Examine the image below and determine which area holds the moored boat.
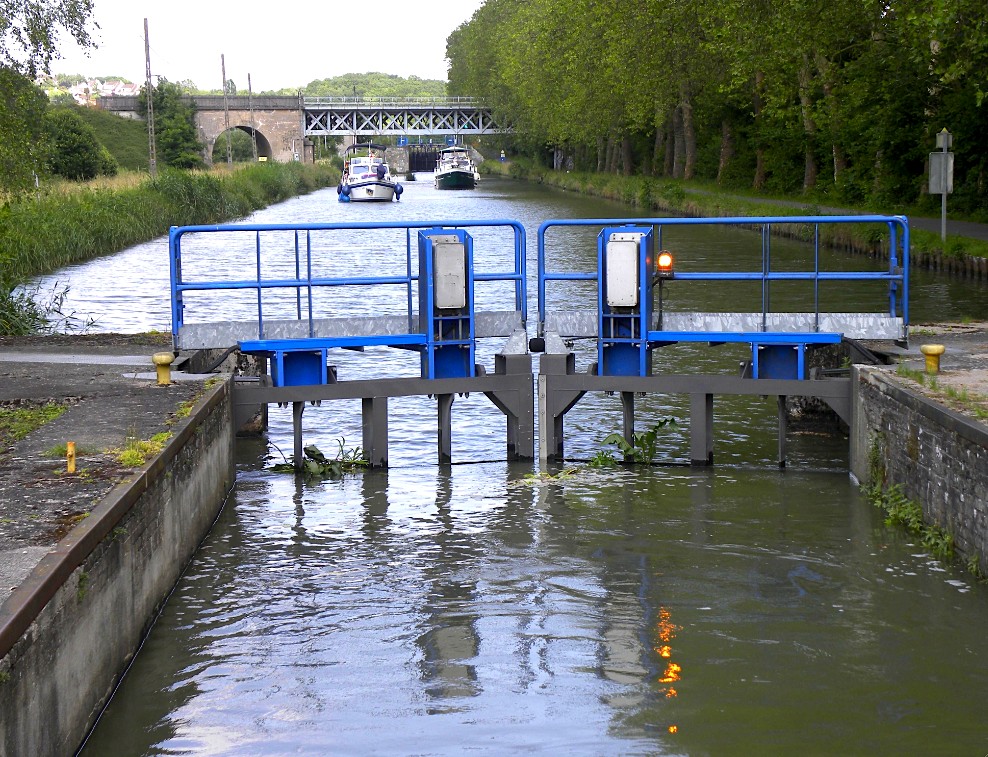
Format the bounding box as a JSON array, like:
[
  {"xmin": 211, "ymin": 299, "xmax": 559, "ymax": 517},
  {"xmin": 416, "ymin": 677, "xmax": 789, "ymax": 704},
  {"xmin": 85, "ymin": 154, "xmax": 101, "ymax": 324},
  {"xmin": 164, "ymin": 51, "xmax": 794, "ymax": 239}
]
[
  {"xmin": 434, "ymin": 146, "xmax": 477, "ymax": 190},
  {"xmin": 338, "ymin": 143, "xmax": 403, "ymax": 202}
]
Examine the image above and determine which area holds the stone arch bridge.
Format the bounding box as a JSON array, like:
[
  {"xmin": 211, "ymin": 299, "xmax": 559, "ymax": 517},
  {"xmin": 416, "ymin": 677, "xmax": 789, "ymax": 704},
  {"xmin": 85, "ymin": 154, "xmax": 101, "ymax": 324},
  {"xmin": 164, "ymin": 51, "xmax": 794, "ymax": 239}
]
[{"xmin": 97, "ymin": 95, "xmax": 509, "ymax": 165}]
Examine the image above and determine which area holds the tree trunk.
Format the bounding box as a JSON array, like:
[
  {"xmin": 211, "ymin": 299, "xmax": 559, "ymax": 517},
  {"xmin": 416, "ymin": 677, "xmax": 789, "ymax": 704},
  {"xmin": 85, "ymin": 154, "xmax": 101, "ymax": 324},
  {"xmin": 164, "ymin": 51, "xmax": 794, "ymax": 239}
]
[
  {"xmin": 680, "ymin": 91, "xmax": 697, "ymax": 180},
  {"xmin": 652, "ymin": 122, "xmax": 666, "ymax": 177},
  {"xmin": 833, "ymin": 144, "xmax": 847, "ymax": 184},
  {"xmin": 717, "ymin": 119, "xmax": 734, "ymax": 184},
  {"xmin": 815, "ymin": 52, "xmax": 845, "ymax": 187},
  {"xmin": 753, "ymin": 70, "xmax": 766, "ymax": 190},
  {"xmin": 664, "ymin": 117, "xmax": 675, "ymax": 177},
  {"xmin": 596, "ymin": 136, "xmax": 606, "ymax": 173},
  {"xmin": 672, "ymin": 106, "xmax": 686, "ymax": 179},
  {"xmin": 621, "ymin": 134, "xmax": 633, "ymax": 176},
  {"xmin": 798, "ymin": 54, "xmax": 818, "ymax": 192}
]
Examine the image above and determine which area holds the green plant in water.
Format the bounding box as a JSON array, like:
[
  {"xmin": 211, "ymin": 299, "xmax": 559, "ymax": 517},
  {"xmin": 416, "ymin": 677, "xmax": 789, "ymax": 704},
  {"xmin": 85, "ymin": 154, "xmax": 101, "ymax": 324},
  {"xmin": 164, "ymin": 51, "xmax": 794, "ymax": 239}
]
[
  {"xmin": 272, "ymin": 439, "xmax": 368, "ymax": 478},
  {"xmin": 867, "ymin": 481, "xmax": 955, "ymax": 562},
  {"xmin": 966, "ymin": 553, "xmax": 984, "ymax": 580},
  {"xmin": 518, "ymin": 467, "xmax": 582, "ymax": 485},
  {"xmin": 602, "ymin": 418, "xmax": 677, "ymax": 464},
  {"xmin": 588, "ymin": 449, "xmax": 619, "ymax": 468}
]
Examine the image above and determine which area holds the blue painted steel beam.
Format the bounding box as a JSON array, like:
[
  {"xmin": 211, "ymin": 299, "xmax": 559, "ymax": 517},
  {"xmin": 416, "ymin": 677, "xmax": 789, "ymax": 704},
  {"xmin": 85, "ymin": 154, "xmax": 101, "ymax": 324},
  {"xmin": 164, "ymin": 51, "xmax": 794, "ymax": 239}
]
[{"xmin": 645, "ymin": 331, "xmax": 843, "ymax": 344}]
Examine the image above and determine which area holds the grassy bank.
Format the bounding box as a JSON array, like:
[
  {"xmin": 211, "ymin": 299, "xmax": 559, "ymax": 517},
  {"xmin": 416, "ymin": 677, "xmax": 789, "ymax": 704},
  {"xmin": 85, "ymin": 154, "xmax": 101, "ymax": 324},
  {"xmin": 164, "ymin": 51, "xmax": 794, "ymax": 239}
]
[
  {"xmin": 0, "ymin": 162, "xmax": 339, "ymax": 334},
  {"xmin": 482, "ymin": 159, "xmax": 988, "ymax": 263}
]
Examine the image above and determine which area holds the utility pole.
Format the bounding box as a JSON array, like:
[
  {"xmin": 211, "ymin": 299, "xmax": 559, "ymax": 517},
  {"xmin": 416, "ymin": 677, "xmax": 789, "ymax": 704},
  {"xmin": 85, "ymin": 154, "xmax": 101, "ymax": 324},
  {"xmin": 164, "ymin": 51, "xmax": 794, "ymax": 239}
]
[
  {"xmin": 221, "ymin": 54, "xmax": 232, "ymax": 165},
  {"xmin": 144, "ymin": 18, "xmax": 157, "ymax": 179},
  {"xmin": 248, "ymin": 73, "xmax": 258, "ymax": 162}
]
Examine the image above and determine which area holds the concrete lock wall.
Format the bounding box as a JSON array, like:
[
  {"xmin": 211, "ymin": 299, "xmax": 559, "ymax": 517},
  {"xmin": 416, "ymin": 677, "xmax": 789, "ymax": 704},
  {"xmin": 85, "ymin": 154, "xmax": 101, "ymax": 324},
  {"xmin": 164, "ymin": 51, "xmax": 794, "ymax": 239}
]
[
  {"xmin": 850, "ymin": 365, "xmax": 988, "ymax": 574},
  {"xmin": 0, "ymin": 382, "xmax": 236, "ymax": 756}
]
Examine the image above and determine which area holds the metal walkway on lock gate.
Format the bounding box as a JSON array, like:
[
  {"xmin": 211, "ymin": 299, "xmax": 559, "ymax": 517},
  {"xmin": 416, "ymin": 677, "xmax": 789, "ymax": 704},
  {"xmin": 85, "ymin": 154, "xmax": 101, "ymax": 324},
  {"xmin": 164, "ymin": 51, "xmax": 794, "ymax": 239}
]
[
  {"xmin": 534, "ymin": 214, "xmax": 909, "ymax": 464},
  {"xmin": 168, "ymin": 213, "xmax": 910, "ymax": 467},
  {"xmin": 168, "ymin": 219, "xmax": 533, "ymax": 466}
]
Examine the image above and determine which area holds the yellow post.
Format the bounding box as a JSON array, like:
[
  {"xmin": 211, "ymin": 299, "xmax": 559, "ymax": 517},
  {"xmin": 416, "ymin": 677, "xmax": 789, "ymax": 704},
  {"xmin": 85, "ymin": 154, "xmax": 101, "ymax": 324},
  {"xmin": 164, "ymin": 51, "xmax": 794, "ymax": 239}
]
[
  {"xmin": 152, "ymin": 352, "xmax": 175, "ymax": 385},
  {"xmin": 67, "ymin": 441, "xmax": 76, "ymax": 474},
  {"xmin": 920, "ymin": 344, "xmax": 946, "ymax": 374}
]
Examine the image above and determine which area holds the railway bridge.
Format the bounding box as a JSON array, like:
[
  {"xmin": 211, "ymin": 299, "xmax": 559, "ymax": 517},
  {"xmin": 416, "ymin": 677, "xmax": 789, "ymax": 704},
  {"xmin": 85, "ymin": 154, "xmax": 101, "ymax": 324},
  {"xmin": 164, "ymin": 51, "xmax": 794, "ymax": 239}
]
[{"xmin": 97, "ymin": 95, "xmax": 509, "ymax": 165}]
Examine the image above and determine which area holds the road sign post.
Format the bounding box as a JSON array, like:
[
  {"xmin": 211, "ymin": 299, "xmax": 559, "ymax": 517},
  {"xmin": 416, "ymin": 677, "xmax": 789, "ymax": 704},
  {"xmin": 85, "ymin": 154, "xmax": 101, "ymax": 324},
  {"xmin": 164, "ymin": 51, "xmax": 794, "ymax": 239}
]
[{"xmin": 929, "ymin": 128, "xmax": 953, "ymax": 242}]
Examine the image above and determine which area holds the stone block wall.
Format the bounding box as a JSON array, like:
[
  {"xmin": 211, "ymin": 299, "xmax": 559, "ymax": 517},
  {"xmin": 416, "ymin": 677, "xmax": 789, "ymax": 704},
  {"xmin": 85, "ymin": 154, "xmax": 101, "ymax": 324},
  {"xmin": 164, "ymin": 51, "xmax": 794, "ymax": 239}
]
[{"xmin": 850, "ymin": 365, "xmax": 988, "ymax": 573}]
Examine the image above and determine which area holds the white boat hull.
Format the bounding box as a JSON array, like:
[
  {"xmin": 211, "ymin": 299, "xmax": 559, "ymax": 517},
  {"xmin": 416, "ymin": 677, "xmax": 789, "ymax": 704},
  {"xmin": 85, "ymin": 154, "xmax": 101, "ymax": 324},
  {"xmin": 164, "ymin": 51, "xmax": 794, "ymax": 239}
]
[{"xmin": 344, "ymin": 179, "xmax": 397, "ymax": 202}]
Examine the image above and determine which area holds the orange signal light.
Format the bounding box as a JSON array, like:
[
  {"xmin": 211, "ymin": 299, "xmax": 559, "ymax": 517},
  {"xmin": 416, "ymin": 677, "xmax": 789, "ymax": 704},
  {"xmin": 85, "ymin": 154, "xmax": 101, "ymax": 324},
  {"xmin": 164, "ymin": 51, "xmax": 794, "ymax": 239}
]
[{"xmin": 656, "ymin": 250, "xmax": 675, "ymax": 279}]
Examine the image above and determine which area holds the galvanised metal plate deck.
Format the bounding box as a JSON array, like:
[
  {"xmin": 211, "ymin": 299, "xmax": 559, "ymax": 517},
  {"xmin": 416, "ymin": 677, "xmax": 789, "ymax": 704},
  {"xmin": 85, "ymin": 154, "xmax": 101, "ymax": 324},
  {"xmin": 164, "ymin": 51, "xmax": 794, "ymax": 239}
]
[{"xmin": 542, "ymin": 311, "xmax": 905, "ymax": 341}]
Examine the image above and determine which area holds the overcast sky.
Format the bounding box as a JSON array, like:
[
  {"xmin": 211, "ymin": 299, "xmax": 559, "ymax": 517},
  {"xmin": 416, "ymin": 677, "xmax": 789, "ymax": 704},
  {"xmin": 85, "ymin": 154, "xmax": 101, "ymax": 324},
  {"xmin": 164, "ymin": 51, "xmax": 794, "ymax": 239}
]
[{"xmin": 53, "ymin": 0, "xmax": 486, "ymax": 90}]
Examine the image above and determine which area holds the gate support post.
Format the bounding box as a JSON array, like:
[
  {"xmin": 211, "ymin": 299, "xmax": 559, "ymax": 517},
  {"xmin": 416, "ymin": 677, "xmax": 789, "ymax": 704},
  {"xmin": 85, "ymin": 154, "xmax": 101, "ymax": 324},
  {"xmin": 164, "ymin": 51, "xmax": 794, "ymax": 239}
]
[
  {"xmin": 485, "ymin": 352, "xmax": 535, "ymax": 459},
  {"xmin": 362, "ymin": 396, "xmax": 389, "ymax": 468},
  {"xmin": 292, "ymin": 401, "xmax": 305, "ymax": 470},
  {"xmin": 538, "ymin": 352, "xmax": 586, "ymax": 462},
  {"xmin": 690, "ymin": 392, "xmax": 714, "ymax": 466},
  {"xmin": 437, "ymin": 393, "xmax": 454, "ymax": 465},
  {"xmin": 621, "ymin": 391, "xmax": 636, "ymax": 462},
  {"xmin": 777, "ymin": 395, "xmax": 788, "ymax": 468}
]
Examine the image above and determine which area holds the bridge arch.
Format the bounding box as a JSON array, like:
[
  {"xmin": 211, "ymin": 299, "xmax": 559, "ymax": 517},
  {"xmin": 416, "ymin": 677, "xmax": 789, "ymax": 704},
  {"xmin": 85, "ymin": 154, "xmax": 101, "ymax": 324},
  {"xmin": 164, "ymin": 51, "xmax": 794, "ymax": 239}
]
[
  {"xmin": 209, "ymin": 126, "xmax": 276, "ymax": 164},
  {"xmin": 197, "ymin": 108, "xmax": 301, "ymax": 165}
]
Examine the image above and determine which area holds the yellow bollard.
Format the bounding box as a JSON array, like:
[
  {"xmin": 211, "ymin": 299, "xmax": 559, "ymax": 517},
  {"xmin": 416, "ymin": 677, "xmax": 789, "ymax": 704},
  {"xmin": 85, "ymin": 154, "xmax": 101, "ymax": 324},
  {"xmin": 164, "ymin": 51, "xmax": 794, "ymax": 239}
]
[
  {"xmin": 152, "ymin": 352, "xmax": 175, "ymax": 385},
  {"xmin": 920, "ymin": 344, "xmax": 946, "ymax": 374},
  {"xmin": 67, "ymin": 441, "xmax": 76, "ymax": 474}
]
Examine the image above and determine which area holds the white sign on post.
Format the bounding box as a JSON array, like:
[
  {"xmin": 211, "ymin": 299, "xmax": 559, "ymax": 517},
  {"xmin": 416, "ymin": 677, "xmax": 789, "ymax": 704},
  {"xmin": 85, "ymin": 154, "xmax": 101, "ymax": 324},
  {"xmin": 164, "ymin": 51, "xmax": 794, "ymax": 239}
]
[
  {"xmin": 930, "ymin": 128, "xmax": 953, "ymax": 242},
  {"xmin": 929, "ymin": 151, "xmax": 954, "ymax": 195}
]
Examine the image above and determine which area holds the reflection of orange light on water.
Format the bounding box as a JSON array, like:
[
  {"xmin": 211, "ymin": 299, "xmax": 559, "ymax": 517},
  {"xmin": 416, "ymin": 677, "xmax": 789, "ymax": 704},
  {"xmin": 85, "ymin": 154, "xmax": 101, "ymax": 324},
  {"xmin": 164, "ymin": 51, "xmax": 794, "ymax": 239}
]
[
  {"xmin": 659, "ymin": 662, "xmax": 682, "ymax": 683},
  {"xmin": 668, "ymin": 725, "xmax": 678, "ymax": 734},
  {"xmin": 658, "ymin": 607, "xmax": 678, "ymax": 643},
  {"xmin": 657, "ymin": 645, "xmax": 672, "ymax": 658}
]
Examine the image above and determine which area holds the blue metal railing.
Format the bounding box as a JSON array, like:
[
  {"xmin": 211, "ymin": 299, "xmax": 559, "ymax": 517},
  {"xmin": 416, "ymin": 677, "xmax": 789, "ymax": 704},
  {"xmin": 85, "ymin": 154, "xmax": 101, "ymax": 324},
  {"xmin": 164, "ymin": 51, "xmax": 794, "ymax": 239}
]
[
  {"xmin": 537, "ymin": 214, "xmax": 909, "ymax": 339},
  {"xmin": 169, "ymin": 219, "xmax": 527, "ymax": 347}
]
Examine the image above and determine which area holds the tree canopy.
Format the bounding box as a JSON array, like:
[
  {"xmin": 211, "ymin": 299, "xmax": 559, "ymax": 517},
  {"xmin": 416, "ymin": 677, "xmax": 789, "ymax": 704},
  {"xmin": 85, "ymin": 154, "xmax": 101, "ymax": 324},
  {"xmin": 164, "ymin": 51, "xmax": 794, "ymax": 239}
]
[
  {"xmin": 139, "ymin": 78, "xmax": 205, "ymax": 170},
  {"xmin": 0, "ymin": 66, "xmax": 50, "ymax": 192},
  {"xmin": 0, "ymin": 0, "xmax": 97, "ymax": 77},
  {"xmin": 448, "ymin": 0, "xmax": 988, "ymax": 215}
]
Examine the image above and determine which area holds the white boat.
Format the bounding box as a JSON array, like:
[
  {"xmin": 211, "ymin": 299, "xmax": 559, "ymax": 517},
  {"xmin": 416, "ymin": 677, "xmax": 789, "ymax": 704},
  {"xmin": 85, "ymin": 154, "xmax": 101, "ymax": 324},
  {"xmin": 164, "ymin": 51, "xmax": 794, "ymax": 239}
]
[
  {"xmin": 434, "ymin": 146, "xmax": 478, "ymax": 190},
  {"xmin": 338, "ymin": 143, "xmax": 403, "ymax": 202}
]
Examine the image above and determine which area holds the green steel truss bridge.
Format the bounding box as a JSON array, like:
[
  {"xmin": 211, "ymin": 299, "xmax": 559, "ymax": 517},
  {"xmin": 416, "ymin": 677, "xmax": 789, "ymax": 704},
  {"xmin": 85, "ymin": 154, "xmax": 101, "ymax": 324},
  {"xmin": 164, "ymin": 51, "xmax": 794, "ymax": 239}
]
[{"xmin": 98, "ymin": 95, "xmax": 510, "ymax": 137}]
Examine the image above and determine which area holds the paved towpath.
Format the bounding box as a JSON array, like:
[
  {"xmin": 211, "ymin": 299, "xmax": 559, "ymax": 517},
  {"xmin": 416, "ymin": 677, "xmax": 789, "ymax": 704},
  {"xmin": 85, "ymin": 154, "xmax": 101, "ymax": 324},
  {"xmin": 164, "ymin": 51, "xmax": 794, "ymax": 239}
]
[{"xmin": 0, "ymin": 335, "xmax": 207, "ymax": 603}]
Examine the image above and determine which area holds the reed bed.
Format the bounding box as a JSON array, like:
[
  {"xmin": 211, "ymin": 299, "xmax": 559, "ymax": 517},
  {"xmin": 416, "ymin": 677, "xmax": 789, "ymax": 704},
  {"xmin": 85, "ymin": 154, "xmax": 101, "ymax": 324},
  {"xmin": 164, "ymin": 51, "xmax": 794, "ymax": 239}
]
[{"xmin": 0, "ymin": 162, "xmax": 338, "ymax": 334}]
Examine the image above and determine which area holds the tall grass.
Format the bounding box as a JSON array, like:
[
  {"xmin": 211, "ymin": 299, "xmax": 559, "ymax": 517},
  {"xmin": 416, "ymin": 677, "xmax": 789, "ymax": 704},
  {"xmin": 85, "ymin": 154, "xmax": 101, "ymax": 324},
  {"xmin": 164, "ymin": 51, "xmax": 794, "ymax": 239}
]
[
  {"xmin": 0, "ymin": 162, "xmax": 338, "ymax": 334},
  {"xmin": 0, "ymin": 163, "xmax": 338, "ymax": 286}
]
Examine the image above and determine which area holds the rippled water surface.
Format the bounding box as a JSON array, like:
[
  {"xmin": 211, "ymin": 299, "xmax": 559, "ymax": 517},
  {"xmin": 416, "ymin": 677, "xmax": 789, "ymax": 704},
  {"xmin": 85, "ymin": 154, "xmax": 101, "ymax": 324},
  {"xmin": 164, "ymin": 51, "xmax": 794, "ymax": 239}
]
[{"xmin": 51, "ymin": 177, "xmax": 988, "ymax": 755}]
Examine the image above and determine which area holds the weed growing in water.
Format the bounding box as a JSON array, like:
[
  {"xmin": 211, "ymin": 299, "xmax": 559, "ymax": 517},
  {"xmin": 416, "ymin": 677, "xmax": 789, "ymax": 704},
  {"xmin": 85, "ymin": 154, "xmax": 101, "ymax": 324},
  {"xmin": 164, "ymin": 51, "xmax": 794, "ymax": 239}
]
[
  {"xmin": 602, "ymin": 418, "xmax": 677, "ymax": 464},
  {"xmin": 271, "ymin": 439, "xmax": 368, "ymax": 478}
]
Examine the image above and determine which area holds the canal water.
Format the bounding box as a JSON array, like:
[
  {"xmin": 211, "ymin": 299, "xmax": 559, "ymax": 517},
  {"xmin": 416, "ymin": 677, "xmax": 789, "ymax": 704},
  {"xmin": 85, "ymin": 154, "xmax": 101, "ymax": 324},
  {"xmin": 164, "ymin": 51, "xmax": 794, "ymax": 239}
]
[{"xmin": 36, "ymin": 177, "xmax": 988, "ymax": 754}]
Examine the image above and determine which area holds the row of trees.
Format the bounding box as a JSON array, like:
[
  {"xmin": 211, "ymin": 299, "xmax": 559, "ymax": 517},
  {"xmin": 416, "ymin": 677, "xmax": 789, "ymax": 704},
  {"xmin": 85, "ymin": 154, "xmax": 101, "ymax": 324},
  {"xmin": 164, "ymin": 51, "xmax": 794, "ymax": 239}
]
[{"xmin": 447, "ymin": 0, "xmax": 988, "ymax": 215}]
